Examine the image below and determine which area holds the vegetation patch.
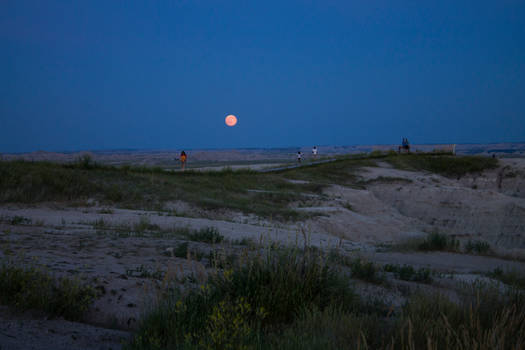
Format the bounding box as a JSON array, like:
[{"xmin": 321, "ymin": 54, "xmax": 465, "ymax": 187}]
[
  {"xmin": 418, "ymin": 232, "xmax": 460, "ymax": 251},
  {"xmin": 207, "ymin": 248, "xmax": 238, "ymax": 269},
  {"xmin": 0, "ymin": 261, "xmax": 96, "ymax": 320},
  {"xmin": 391, "ymin": 285, "xmax": 525, "ymax": 349},
  {"xmin": 327, "ymin": 251, "xmax": 384, "ymax": 284},
  {"xmin": 395, "ymin": 232, "xmax": 460, "ymax": 252},
  {"xmin": 487, "ymin": 268, "xmax": 525, "ymax": 289},
  {"xmin": 383, "ymin": 264, "xmax": 433, "ymax": 284},
  {"xmin": 359, "ymin": 176, "xmax": 413, "ymax": 186},
  {"xmin": 385, "ymin": 154, "xmax": 499, "ymax": 178},
  {"xmin": 464, "ymin": 239, "xmax": 492, "ymax": 255},
  {"xmin": 187, "ymin": 227, "xmax": 224, "ymax": 244},
  {"xmin": 127, "ymin": 246, "xmax": 525, "ymax": 349},
  {"xmin": 127, "ymin": 247, "xmax": 364, "ymax": 349},
  {"xmin": 172, "ymin": 242, "xmax": 205, "ymax": 261},
  {"xmin": 8, "ymin": 216, "xmax": 32, "ymax": 225}
]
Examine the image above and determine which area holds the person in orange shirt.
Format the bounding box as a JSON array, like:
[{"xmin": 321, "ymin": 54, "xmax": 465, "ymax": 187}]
[{"xmin": 180, "ymin": 151, "xmax": 187, "ymax": 171}]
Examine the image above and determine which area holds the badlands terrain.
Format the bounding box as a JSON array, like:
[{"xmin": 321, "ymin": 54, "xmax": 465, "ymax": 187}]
[
  {"xmin": 0, "ymin": 151, "xmax": 524, "ymax": 349},
  {"xmin": 3, "ymin": 142, "xmax": 525, "ymax": 168}
]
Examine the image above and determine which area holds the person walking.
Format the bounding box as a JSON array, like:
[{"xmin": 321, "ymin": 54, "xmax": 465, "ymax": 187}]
[
  {"xmin": 180, "ymin": 151, "xmax": 187, "ymax": 171},
  {"xmin": 312, "ymin": 146, "xmax": 318, "ymax": 159},
  {"xmin": 297, "ymin": 151, "xmax": 302, "ymax": 163}
]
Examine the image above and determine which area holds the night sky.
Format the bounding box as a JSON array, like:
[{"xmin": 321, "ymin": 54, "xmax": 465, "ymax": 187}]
[{"xmin": 1, "ymin": 1, "xmax": 524, "ymax": 152}]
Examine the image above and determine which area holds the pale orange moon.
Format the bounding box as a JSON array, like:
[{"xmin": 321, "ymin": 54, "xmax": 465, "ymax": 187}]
[{"xmin": 225, "ymin": 114, "xmax": 238, "ymax": 127}]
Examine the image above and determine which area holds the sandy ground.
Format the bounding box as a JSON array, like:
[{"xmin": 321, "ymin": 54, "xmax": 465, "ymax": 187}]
[{"xmin": 1, "ymin": 157, "xmax": 524, "ymax": 349}]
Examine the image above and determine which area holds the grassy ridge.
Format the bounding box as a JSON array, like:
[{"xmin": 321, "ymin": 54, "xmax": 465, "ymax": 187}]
[
  {"xmin": 0, "ymin": 153, "xmax": 499, "ymax": 220},
  {"xmin": 0, "ymin": 159, "xmax": 323, "ymax": 220}
]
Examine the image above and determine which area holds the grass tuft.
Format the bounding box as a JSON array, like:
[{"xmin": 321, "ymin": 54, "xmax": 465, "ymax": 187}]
[
  {"xmin": 187, "ymin": 227, "xmax": 224, "ymax": 244},
  {"xmin": 394, "ymin": 232, "xmax": 460, "ymax": 252},
  {"xmin": 0, "ymin": 261, "xmax": 96, "ymax": 320},
  {"xmin": 464, "ymin": 239, "xmax": 492, "ymax": 255},
  {"xmin": 418, "ymin": 232, "xmax": 460, "ymax": 251},
  {"xmin": 487, "ymin": 268, "xmax": 525, "ymax": 289}
]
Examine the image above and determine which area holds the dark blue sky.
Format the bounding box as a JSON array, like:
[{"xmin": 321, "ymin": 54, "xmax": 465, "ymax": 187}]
[{"xmin": 1, "ymin": 1, "xmax": 524, "ymax": 152}]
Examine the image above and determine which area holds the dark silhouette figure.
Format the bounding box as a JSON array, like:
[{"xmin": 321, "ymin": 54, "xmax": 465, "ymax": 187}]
[{"xmin": 398, "ymin": 138, "xmax": 410, "ymax": 154}]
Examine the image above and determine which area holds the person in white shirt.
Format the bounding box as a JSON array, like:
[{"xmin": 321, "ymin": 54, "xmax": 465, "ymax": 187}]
[
  {"xmin": 297, "ymin": 151, "xmax": 302, "ymax": 163},
  {"xmin": 312, "ymin": 146, "xmax": 318, "ymax": 159}
]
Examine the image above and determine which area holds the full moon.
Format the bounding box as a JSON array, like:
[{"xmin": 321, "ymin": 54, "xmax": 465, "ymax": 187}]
[{"xmin": 225, "ymin": 114, "xmax": 237, "ymax": 127}]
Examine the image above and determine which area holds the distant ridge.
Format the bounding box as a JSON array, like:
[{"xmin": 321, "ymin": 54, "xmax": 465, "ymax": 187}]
[{"xmin": 2, "ymin": 142, "xmax": 524, "ymax": 166}]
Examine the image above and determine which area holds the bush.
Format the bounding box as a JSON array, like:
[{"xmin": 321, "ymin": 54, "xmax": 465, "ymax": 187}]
[
  {"xmin": 327, "ymin": 250, "xmax": 383, "ymax": 284},
  {"xmin": 173, "ymin": 242, "xmax": 204, "ymax": 261},
  {"xmin": 0, "ymin": 262, "xmax": 96, "ymax": 320},
  {"xmin": 464, "ymin": 239, "xmax": 492, "ymax": 255},
  {"xmin": 127, "ymin": 249, "xmax": 525, "ymax": 350},
  {"xmin": 349, "ymin": 258, "xmax": 383, "ymax": 284},
  {"xmin": 187, "ymin": 227, "xmax": 224, "ymax": 244},
  {"xmin": 390, "ymin": 285, "xmax": 525, "ymax": 349},
  {"xmin": 127, "ymin": 248, "xmax": 359, "ymax": 349},
  {"xmin": 133, "ymin": 216, "xmax": 160, "ymax": 232},
  {"xmin": 418, "ymin": 232, "xmax": 459, "ymax": 251},
  {"xmin": 207, "ymin": 248, "xmax": 237, "ymax": 268},
  {"xmin": 9, "ymin": 216, "xmax": 31, "ymax": 225},
  {"xmin": 488, "ymin": 268, "xmax": 525, "ymax": 289},
  {"xmin": 267, "ymin": 306, "xmax": 383, "ymax": 349}
]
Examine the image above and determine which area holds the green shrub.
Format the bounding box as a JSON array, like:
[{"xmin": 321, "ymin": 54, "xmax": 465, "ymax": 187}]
[
  {"xmin": 488, "ymin": 268, "xmax": 525, "ymax": 289},
  {"xmin": 0, "ymin": 262, "xmax": 96, "ymax": 320},
  {"xmin": 349, "ymin": 258, "xmax": 383, "ymax": 284},
  {"xmin": 174, "ymin": 242, "xmax": 189, "ymax": 258},
  {"xmin": 173, "ymin": 242, "xmax": 204, "ymax": 261},
  {"xmin": 267, "ymin": 306, "xmax": 383, "ymax": 349},
  {"xmin": 390, "ymin": 285, "xmax": 525, "ymax": 349},
  {"xmin": 207, "ymin": 248, "xmax": 237, "ymax": 269},
  {"xmin": 418, "ymin": 232, "xmax": 459, "ymax": 251},
  {"xmin": 464, "ymin": 239, "xmax": 492, "ymax": 255},
  {"xmin": 127, "ymin": 248, "xmax": 359, "ymax": 349},
  {"xmin": 133, "ymin": 216, "xmax": 160, "ymax": 232},
  {"xmin": 327, "ymin": 251, "xmax": 383, "ymax": 284},
  {"xmin": 9, "ymin": 216, "xmax": 32, "ymax": 225},
  {"xmin": 187, "ymin": 227, "xmax": 224, "ymax": 244}
]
